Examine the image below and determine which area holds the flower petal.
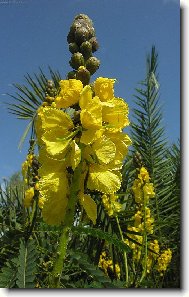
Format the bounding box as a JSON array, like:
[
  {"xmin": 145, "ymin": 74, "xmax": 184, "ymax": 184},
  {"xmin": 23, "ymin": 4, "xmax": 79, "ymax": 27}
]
[
  {"xmin": 94, "ymin": 77, "xmax": 115, "ymax": 102},
  {"xmin": 92, "ymin": 136, "xmax": 116, "ymax": 164},
  {"xmin": 40, "ymin": 171, "xmax": 69, "ymax": 225},
  {"xmin": 79, "ymin": 193, "xmax": 97, "ymax": 224},
  {"xmin": 79, "ymin": 85, "xmax": 93, "ymax": 110},
  {"xmin": 42, "ymin": 127, "xmax": 72, "ymax": 157},
  {"xmin": 55, "ymin": 79, "xmax": 83, "ymax": 108},
  {"xmin": 80, "ymin": 129, "xmax": 104, "ymax": 145},
  {"xmin": 87, "ymin": 164, "xmax": 122, "ymax": 194},
  {"xmin": 102, "ymin": 98, "xmax": 129, "ymax": 130}
]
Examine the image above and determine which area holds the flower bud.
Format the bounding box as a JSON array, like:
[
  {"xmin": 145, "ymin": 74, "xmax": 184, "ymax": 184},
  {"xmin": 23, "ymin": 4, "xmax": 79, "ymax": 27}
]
[
  {"xmin": 69, "ymin": 42, "xmax": 79, "ymax": 54},
  {"xmin": 80, "ymin": 41, "xmax": 92, "ymax": 59},
  {"xmin": 75, "ymin": 27, "xmax": 89, "ymax": 45},
  {"xmin": 67, "ymin": 31, "xmax": 75, "ymax": 43},
  {"xmin": 69, "ymin": 52, "xmax": 85, "ymax": 70},
  {"xmin": 67, "ymin": 70, "xmax": 77, "ymax": 79},
  {"xmin": 86, "ymin": 56, "xmax": 100, "ymax": 75},
  {"xmin": 76, "ymin": 66, "xmax": 90, "ymax": 86},
  {"xmin": 89, "ymin": 37, "xmax": 99, "ymax": 52}
]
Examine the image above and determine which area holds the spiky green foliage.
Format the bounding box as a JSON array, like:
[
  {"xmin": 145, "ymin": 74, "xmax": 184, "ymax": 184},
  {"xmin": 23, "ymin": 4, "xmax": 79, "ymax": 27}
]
[
  {"xmin": 0, "ymin": 175, "xmax": 25, "ymax": 270},
  {"xmin": 7, "ymin": 67, "xmax": 61, "ymax": 120},
  {"xmin": 0, "ymin": 258, "xmax": 18, "ymax": 288}
]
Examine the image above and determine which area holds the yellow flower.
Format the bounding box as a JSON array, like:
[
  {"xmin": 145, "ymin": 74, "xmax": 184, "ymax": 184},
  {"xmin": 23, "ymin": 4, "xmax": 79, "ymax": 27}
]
[
  {"xmin": 132, "ymin": 179, "xmax": 143, "ymax": 204},
  {"xmin": 134, "ymin": 210, "xmax": 142, "ymax": 226},
  {"xmin": 39, "ymin": 169, "xmax": 69, "ymax": 225},
  {"xmin": 102, "ymin": 98, "xmax": 129, "ymax": 131},
  {"xmin": 98, "ymin": 251, "xmax": 120, "ymax": 279},
  {"xmin": 157, "ymin": 249, "xmax": 172, "ymax": 275},
  {"xmin": 79, "ymin": 85, "xmax": 102, "ymax": 130},
  {"xmin": 143, "ymin": 183, "xmax": 155, "ymax": 203},
  {"xmin": 94, "ymin": 77, "xmax": 115, "ymax": 102},
  {"xmin": 138, "ymin": 167, "xmax": 150, "ymax": 183},
  {"xmin": 87, "ymin": 164, "xmax": 122, "ymax": 194},
  {"xmin": 80, "ymin": 128, "xmax": 104, "ymax": 145},
  {"xmin": 102, "ymin": 194, "xmax": 122, "ymax": 216},
  {"xmin": 55, "ymin": 79, "xmax": 83, "ymax": 108},
  {"xmin": 91, "ymin": 136, "xmax": 116, "ymax": 165},
  {"xmin": 24, "ymin": 187, "xmax": 35, "ymax": 207},
  {"xmin": 104, "ymin": 132, "xmax": 132, "ymax": 169},
  {"xmin": 22, "ymin": 160, "xmax": 28, "ymax": 179},
  {"xmin": 41, "ymin": 127, "xmax": 72, "ymax": 158},
  {"xmin": 38, "ymin": 196, "xmax": 46, "ymax": 209},
  {"xmin": 79, "ymin": 192, "xmax": 97, "ymax": 224},
  {"xmin": 35, "ymin": 107, "xmax": 74, "ymax": 149}
]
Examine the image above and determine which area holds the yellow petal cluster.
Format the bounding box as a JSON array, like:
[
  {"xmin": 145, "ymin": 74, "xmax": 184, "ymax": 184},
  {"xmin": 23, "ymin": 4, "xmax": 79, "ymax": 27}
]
[
  {"xmin": 98, "ymin": 251, "xmax": 120, "ymax": 279},
  {"xmin": 102, "ymin": 194, "xmax": 122, "ymax": 216},
  {"xmin": 24, "ymin": 187, "xmax": 35, "ymax": 208},
  {"xmin": 34, "ymin": 77, "xmax": 131, "ymax": 225},
  {"xmin": 22, "ymin": 153, "xmax": 34, "ymax": 182},
  {"xmin": 55, "ymin": 79, "xmax": 83, "ymax": 108},
  {"xmin": 157, "ymin": 249, "xmax": 172, "ymax": 276},
  {"xmin": 132, "ymin": 166, "xmax": 155, "ymax": 204}
]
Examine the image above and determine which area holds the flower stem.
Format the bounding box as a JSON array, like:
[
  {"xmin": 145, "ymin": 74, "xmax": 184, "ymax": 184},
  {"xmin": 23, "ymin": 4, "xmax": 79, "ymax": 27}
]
[
  {"xmin": 115, "ymin": 216, "xmax": 129, "ymax": 287},
  {"xmin": 50, "ymin": 163, "xmax": 83, "ymax": 288}
]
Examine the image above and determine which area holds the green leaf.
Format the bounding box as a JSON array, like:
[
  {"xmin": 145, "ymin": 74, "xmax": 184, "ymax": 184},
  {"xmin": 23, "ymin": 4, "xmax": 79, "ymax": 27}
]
[{"xmin": 16, "ymin": 239, "xmax": 38, "ymax": 288}]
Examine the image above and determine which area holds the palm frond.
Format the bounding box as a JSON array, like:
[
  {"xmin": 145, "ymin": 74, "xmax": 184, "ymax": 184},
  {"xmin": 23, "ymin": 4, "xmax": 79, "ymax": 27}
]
[{"xmin": 7, "ymin": 67, "xmax": 61, "ymax": 120}]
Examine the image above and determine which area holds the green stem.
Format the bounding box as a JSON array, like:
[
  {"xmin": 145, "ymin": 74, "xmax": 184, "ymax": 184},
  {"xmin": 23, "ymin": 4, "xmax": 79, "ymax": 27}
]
[
  {"xmin": 50, "ymin": 163, "xmax": 83, "ymax": 288},
  {"xmin": 139, "ymin": 201, "xmax": 148, "ymax": 285},
  {"xmin": 115, "ymin": 216, "xmax": 129, "ymax": 287}
]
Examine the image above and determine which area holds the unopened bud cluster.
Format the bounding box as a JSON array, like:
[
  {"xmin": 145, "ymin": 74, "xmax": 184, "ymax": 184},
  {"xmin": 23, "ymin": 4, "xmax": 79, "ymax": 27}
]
[
  {"xmin": 22, "ymin": 139, "xmax": 42, "ymax": 208},
  {"xmin": 42, "ymin": 80, "xmax": 57, "ymax": 107},
  {"xmin": 67, "ymin": 14, "xmax": 100, "ymax": 85}
]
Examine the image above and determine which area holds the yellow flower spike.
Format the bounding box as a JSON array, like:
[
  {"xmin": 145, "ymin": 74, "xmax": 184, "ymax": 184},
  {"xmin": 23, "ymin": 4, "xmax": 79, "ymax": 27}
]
[
  {"xmin": 79, "ymin": 192, "xmax": 97, "ymax": 224},
  {"xmin": 70, "ymin": 140, "xmax": 81, "ymax": 170},
  {"xmin": 87, "ymin": 164, "xmax": 122, "ymax": 194},
  {"xmin": 94, "ymin": 77, "xmax": 116, "ymax": 102},
  {"xmin": 55, "ymin": 79, "xmax": 83, "ymax": 108},
  {"xmin": 24, "ymin": 187, "xmax": 35, "ymax": 208}
]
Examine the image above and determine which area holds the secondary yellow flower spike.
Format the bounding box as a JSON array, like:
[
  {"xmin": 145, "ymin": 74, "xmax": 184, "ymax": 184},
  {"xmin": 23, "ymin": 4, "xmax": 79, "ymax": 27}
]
[{"xmin": 35, "ymin": 75, "xmax": 131, "ymax": 225}]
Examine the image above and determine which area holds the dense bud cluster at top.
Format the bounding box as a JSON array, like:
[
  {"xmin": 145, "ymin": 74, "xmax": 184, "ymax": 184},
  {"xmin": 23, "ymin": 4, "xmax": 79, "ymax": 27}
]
[{"xmin": 67, "ymin": 14, "xmax": 100, "ymax": 85}]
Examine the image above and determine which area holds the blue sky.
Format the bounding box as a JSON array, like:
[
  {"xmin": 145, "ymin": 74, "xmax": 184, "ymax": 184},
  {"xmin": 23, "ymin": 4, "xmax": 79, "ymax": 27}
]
[{"xmin": 0, "ymin": 0, "xmax": 180, "ymax": 180}]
